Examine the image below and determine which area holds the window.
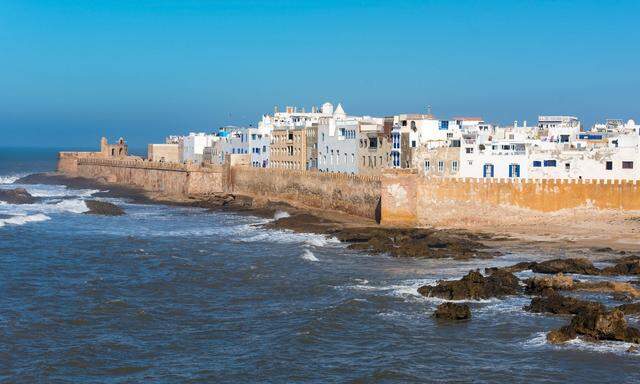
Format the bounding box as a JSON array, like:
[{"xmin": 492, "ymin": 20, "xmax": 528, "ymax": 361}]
[
  {"xmin": 533, "ymin": 161, "xmax": 542, "ymax": 167},
  {"xmin": 466, "ymin": 147, "xmax": 474, "ymax": 154},
  {"xmin": 411, "ymin": 140, "xmax": 416, "ymax": 148},
  {"xmin": 565, "ymin": 163, "xmax": 570, "ymax": 171},
  {"xmin": 438, "ymin": 161, "xmax": 444, "ymax": 172},
  {"xmin": 543, "ymin": 160, "xmax": 556, "ymax": 167},
  {"xmin": 483, "ymin": 164, "xmax": 494, "ymax": 178},
  {"xmin": 424, "ymin": 160, "xmax": 430, "ymax": 172},
  {"xmin": 369, "ymin": 137, "xmax": 378, "ymax": 149},
  {"xmin": 509, "ymin": 164, "xmax": 520, "ymax": 178},
  {"xmin": 606, "ymin": 161, "xmax": 613, "ymax": 170},
  {"xmin": 439, "ymin": 120, "xmax": 449, "ymax": 130},
  {"xmin": 451, "ymin": 161, "xmax": 458, "ymax": 172},
  {"xmin": 623, "ymin": 161, "xmax": 634, "ymax": 169}
]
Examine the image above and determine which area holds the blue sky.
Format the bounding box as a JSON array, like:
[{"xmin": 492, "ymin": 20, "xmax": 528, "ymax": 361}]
[{"xmin": 1, "ymin": 0, "xmax": 639, "ymax": 147}]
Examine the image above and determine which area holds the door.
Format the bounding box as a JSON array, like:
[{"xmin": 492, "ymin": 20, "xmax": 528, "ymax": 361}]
[
  {"xmin": 483, "ymin": 164, "xmax": 494, "ymax": 178},
  {"xmin": 509, "ymin": 164, "xmax": 520, "ymax": 177}
]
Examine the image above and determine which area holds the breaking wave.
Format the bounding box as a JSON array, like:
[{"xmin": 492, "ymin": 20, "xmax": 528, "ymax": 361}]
[
  {"xmin": 523, "ymin": 331, "xmax": 640, "ymax": 357},
  {"xmin": 301, "ymin": 249, "xmax": 319, "ymax": 262},
  {"xmin": 0, "ymin": 213, "xmax": 51, "ymax": 227},
  {"xmin": 0, "ymin": 174, "xmax": 24, "ymax": 184},
  {"xmin": 273, "ymin": 210, "xmax": 290, "ymax": 220}
]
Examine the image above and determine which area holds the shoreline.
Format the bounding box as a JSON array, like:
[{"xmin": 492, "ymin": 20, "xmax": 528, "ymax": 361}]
[{"xmin": 14, "ymin": 172, "xmax": 639, "ymax": 262}]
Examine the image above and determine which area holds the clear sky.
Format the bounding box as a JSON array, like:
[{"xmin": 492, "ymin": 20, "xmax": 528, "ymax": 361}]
[{"xmin": 1, "ymin": 0, "xmax": 639, "ymax": 147}]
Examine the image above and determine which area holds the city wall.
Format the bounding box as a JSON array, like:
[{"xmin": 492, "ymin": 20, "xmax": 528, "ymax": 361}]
[
  {"xmin": 59, "ymin": 153, "xmax": 640, "ymax": 225},
  {"xmin": 230, "ymin": 167, "xmax": 381, "ymax": 219},
  {"xmin": 381, "ymin": 173, "xmax": 640, "ymax": 226}
]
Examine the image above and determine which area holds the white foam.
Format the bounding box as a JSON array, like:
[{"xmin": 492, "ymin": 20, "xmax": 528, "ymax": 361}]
[
  {"xmin": 301, "ymin": 249, "xmax": 319, "ymax": 262},
  {"xmin": 523, "ymin": 331, "xmax": 640, "ymax": 356},
  {"xmin": 273, "ymin": 210, "xmax": 290, "ymax": 220},
  {"xmin": 0, "ymin": 174, "xmax": 24, "ymax": 184},
  {"xmin": 0, "ymin": 213, "xmax": 51, "ymax": 227}
]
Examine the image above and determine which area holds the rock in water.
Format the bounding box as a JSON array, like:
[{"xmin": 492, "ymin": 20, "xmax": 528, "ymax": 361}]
[
  {"xmin": 546, "ymin": 307, "xmax": 640, "ymax": 344},
  {"xmin": 525, "ymin": 274, "xmax": 574, "ymax": 294},
  {"xmin": 0, "ymin": 188, "xmax": 38, "ymax": 204},
  {"xmin": 433, "ymin": 303, "xmax": 471, "ymax": 320},
  {"xmin": 531, "ymin": 258, "xmax": 600, "ymax": 275},
  {"xmin": 84, "ymin": 200, "xmax": 125, "ymax": 216},
  {"xmin": 525, "ymin": 291, "xmax": 605, "ymax": 315},
  {"xmin": 418, "ymin": 270, "xmax": 520, "ymax": 300},
  {"xmin": 601, "ymin": 259, "xmax": 640, "ymax": 275}
]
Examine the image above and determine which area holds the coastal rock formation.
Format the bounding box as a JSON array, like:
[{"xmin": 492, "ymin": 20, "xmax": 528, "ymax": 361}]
[
  {"xmin": 0, "ymin": 188, "xmax": 38, "ymax": 204},
  {"xmin": 601, "ymin": 259, "xmax": 640, "ymax": 276},
  {"xmin": 573, "ymin": 281, "xmax": 640, "ymax": 298},
  {"xmin": 525, "ymin": 291, "xmax": 605, "ymax": 315},
  {"xmin": 616, "ymin": 303, "xmax": 640, "ymax": 315},
  {"xmin": 547, "ymin": 308, "xmax": 640, "ymax": 344},
  {"xmin": 418, "ymin": 270, "xmax": 520, "ymax": 300},
  {"xmin": 84, "ymin": 200, "xmax": 125, "ymax": 216},
  {"xmin": 333, "ymin": 228, "xmax": 493, "ymax": 259},
  {"xmin": 485, "ymin": 262, "xmax": 536, "ymax": 274},
  {"xmin": 531, "ymin": 258, "xmax": 600, "ymax": 275},
  {"xmin": 524, "ymin": 274, "xmax": 574, "ymax": 294},
  {"xmin": 433, "ymin": 302, "xmax": 471, "ymax": 320}
]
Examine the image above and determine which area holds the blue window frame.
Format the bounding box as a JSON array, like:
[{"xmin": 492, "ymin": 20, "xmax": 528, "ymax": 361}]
[
  {"xmin": 543, "ymin": 160, "xmax": 557, "ymax": 167},
  {"xmin": 509, "ymin": 164, "xmax": 520, "ymax": 177},
  {"xmin": 483, "ymin": 164, "xmax": 494, "ymax": 178},
  {"xmin": 439, "ymin": 120, "xmax": 449, "ymax": 130},
  {"xmin": 533, "ymin": 161, "xmax": 541, "ymax": 167}
]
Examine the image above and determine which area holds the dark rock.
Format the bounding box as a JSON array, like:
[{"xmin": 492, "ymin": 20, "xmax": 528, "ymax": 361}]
[
  {"xmin": 628, "ymin": 345, "xmax": 639, "ymax": 353},
  {"xmin": 531, "ymin": 258, "xmax": 600, "ymax": 275},
  {"xmin": 84, "ymin": 200, "xmax": 125, "ymax": 216},
  {"xmin": 612, "ymin": 293, "xmax": 635, "ymax": 302},
  {"xmin": 525, "ymin": 291, "xmax": 605, "ymax": 315},
  {"xmin": 570, "ymin": 308, "xmax": 640, "ymax": 343},
  {"xmin": 616, "ymin": 302, "xmax": 640, "ymax": 315},
  {"xmin": 485, "ymin": 262, "xmax": 536, "ymax": 274},
  {"xmin": 547, "ymin": 307, "xmax": 640, "ymax": 344},
  {"xmin": 547, "ymin": 325, "xmax": 577, "ymax": 344},
  {"xmin": 418, "ymin": 270, "xmax": 520, "ymax": 300},
  {"xmin": 0, "ymin": 188, "xmax": 38, "ymax": 204},
  {"xmin": 433, "ymin": 302, "xmax": 471, "ymax": 320},
  {"xmin": 333, "ymin": 228, "xmax": 492, "ymax": 260},
  {"xmin": 601, "ymin": 259, "xmax": 640, "ymax": 276}
]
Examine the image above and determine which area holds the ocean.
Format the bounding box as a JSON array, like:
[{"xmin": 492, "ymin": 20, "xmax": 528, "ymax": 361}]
[{"xmin": 1, "ymin": 148, "xmax": 639, "ymax": 383}]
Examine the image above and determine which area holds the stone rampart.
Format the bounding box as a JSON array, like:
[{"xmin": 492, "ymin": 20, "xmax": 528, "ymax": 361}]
[
  {"xmin": 381, "ymin": 173, "xmax": 640, "ymax": 226},
  {"xmin": 230, "ymin": 167, "xmax": 381, "ymax": 219},
  {"xmin": 58, "ymin": 152, "xmax": 640, "ymax": 223}
]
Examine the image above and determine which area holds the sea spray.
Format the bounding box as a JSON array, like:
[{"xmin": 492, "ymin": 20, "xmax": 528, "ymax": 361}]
[
  {"xmin": 301, "ymin": 249, "xmax": 319, "ymax": 262},
  {"xmin": 273, "ymin": 210, "xmax": 290, "ymax": 220}
]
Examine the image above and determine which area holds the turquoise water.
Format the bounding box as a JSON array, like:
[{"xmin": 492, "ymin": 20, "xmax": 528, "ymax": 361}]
[{"xmin": 1, "ymin": 148, "xmax": 639, "ymax": 383}]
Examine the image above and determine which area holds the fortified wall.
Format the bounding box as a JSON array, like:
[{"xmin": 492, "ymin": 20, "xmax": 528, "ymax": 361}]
[
  {"xmin": 58, "ymin": 151, "xmax": 640, "ymax": 225},
  {"xmin": 381, "ymin": 173, "xmax": 640, "ymax": 227},
  {"xmin": 230, "ymin": 167, "xmax": 381, "ymax": 219}
]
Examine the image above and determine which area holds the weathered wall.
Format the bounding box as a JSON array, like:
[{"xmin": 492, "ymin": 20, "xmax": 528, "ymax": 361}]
[
  {"xmin": 381, "ymin": 172, "xmax": 640, "ymax": 226},
  {"xmin": 59, "ymin": 152, "xmax": 640, "ymax": 224},
  {"xmin": 71, "ymin": 158, "xmax": 224, "ymax": 196},
  {"xmin": 230, "ymin": 167, "xmax": 381, "ymax": 219}
]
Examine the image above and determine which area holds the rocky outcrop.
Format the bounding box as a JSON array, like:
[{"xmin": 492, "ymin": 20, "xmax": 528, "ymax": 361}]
[
  {"xmin": 524, "ymin": 274, "xmax": 574, "ymax": 294},
  {"xmin": 333, "ymin": 228, "xmax": 495, "ymax": 260},
  {"xmin": 573, "ymin": 281, "xmax": 640, "ymax": 298},
  {"xmin": 485, "ymin": 262, "xmax": 536, "ymax": 274},
  {"xmin": 616, "ymin": 303, "xmax": 640, "ymax": 315},
  {"xmin": 84, "ymin": 200, "xmax": 125, "ymax": 216},
  {"xmin": 547, "ymin": 308, "xmax": 640, "ymax": 344},
  {"xmin": 531, "ymin": 258, "xmax": 600, "ymax": 275},
  {"xmin": 433, "ymin": 302, "xmax": 471, "ymax": 320},
  {"xmin": 601, "ymin": 259, "xmax": 640, "ymax": 276},
  {"xmin": 525, "ymin": 291, "xmax": 605, "ymax": 315},
  {"xmin": 0, "ymin": 188, "xmax": 38, "ymax": 204},
  {"xmin": 418, "ymin": 270, "xmax": 520, "ymax": 300}
]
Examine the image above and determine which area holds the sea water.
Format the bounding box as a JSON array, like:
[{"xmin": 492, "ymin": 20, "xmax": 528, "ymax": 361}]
[{"xmin": 1, "ymin": 148, "xmax": 639, "ymax": 383}]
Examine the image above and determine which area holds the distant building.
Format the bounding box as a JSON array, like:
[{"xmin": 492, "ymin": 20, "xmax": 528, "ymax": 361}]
[{"xmin": 147, "ymin": 143, "xmax": 180, "ymax": 163}]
